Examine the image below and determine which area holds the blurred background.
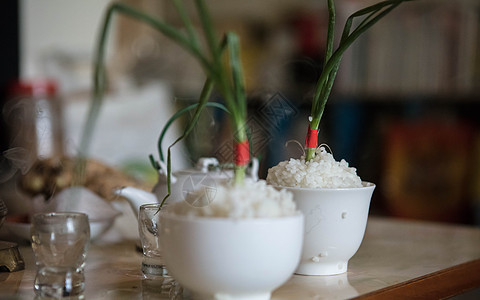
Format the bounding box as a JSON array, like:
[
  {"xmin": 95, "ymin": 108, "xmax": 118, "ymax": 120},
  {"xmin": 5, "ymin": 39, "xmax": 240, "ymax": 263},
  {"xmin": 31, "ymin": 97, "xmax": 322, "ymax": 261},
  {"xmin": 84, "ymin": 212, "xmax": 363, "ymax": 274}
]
[{"xmin": 1, "ymin": 0, "xmax": 479, "ymax": 226}]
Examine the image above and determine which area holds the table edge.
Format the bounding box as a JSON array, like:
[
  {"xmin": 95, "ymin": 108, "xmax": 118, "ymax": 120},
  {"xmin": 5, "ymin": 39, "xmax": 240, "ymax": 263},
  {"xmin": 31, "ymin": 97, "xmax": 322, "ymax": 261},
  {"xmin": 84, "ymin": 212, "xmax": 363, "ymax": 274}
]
[{"xmin": 355, "ymin": 258, "xmax": 480, "ymax": 299}]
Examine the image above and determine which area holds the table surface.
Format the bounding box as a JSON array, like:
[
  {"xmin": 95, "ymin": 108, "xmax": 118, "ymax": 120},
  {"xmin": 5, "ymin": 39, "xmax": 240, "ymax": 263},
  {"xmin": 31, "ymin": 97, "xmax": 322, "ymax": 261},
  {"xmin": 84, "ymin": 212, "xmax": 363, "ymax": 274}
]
[{"xmin": 1, "ymin": 217, "xmax": 480, "ymax": 299}]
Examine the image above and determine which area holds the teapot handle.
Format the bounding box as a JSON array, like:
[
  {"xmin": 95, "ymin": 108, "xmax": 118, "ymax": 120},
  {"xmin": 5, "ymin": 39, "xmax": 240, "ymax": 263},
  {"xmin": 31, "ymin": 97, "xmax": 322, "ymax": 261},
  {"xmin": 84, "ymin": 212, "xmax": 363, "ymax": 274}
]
[
  {"xmin": 157, "ymin": 160, "xmax": 177, "ymax": 183},
  {"xmin": 247, "ymin": 158, "xmax": 259, "ymax": 181}
]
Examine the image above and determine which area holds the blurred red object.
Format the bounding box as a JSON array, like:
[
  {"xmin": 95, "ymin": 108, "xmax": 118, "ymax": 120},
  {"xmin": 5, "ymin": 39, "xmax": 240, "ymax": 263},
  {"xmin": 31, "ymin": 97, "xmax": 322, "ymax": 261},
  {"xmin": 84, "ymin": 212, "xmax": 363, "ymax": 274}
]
[{"xmin": 382, "ymin": 120, "xmax": 474, "ymax": 223}]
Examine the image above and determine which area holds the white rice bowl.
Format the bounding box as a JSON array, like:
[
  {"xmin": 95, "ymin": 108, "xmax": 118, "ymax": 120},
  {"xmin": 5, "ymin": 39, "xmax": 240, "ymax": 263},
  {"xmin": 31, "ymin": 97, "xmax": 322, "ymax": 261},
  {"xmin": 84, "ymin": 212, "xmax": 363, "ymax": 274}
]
[{"xmin": 266, "ymin": 147, "xmax": 363, "ymax": 188}]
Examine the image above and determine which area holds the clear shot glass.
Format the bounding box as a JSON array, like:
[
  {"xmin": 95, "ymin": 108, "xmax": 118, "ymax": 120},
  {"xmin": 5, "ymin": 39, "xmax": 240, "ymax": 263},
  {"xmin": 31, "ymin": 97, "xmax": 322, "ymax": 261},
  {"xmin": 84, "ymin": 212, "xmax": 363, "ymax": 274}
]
[
  {"xmin": 138, "ymin": 203, "xmax": 168, "ymax": 279},
  {"xmin": 31, "ymin": 212, "xmax": 90, "ymax": 298}
]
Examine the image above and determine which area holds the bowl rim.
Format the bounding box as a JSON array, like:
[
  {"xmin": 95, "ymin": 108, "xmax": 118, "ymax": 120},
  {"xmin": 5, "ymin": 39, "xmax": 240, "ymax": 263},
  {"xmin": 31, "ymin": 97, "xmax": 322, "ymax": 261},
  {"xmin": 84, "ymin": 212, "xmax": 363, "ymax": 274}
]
[
  {"xmin": 270, "ymin": 181, "xmax": 376, "ymax": 192},
  {"xmin": 160, "ymin": 211, "xmax": 304, "ymax": 224}
]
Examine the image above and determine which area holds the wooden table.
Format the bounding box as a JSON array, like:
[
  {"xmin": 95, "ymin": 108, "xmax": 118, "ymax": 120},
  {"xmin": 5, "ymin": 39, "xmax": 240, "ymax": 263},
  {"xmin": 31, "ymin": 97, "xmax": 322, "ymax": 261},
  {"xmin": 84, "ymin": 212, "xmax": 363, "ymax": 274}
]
[{"xmin": 1, "ymin": 217, "xmax": 479, "ymax": 299}]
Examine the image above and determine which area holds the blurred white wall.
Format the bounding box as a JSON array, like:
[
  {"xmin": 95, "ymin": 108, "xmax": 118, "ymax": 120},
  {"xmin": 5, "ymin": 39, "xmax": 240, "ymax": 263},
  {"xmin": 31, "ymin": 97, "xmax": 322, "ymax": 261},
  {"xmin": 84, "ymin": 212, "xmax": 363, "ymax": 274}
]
[
  {"xmin": 18, "ymin": 0, "xmax": 189, "ymax": 174},
  {"xmin": 20, "ymin": 0, "xmax": 111, "ymax": 79}
]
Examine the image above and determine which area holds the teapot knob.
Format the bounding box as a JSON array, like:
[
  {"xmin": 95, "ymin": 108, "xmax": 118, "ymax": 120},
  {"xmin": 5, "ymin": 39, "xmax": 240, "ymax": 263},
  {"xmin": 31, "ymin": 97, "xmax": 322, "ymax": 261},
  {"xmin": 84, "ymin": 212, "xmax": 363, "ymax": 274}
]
[{"xmin": 196, "ymin": 157, "xmax": 219, "ymax": 173}]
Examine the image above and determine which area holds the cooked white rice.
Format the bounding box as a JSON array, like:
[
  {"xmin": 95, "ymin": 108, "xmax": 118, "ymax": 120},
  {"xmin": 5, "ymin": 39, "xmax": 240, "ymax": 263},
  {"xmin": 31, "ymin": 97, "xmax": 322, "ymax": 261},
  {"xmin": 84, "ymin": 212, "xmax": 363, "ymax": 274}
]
[
  {"xmin": 266, "ymin": 147, "xmax": 362, "ymax": 188},
  {"xmin": 166, "ymin": 179, "xmax": 298, "ymax": 218}
]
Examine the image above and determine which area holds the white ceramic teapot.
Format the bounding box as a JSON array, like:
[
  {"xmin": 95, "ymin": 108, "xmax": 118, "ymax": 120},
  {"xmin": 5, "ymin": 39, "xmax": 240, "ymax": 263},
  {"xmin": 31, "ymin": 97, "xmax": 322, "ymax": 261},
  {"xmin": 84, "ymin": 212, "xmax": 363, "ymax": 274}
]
[{"xmin": 116, "ymin": 157, "xmax": 259, "ymax": 217}]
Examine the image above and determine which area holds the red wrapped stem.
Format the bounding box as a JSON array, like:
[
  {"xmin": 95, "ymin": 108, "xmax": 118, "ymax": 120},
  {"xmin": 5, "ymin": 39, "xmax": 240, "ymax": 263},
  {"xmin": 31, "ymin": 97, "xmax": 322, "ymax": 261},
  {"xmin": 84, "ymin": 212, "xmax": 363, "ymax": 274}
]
[
  {"xmin": 305, "ymin": 127, "xmax": 318, "ymax": 149},
  {"xmin": 234, "ymin": 140, "xmax": 250, "ymax": 166}
]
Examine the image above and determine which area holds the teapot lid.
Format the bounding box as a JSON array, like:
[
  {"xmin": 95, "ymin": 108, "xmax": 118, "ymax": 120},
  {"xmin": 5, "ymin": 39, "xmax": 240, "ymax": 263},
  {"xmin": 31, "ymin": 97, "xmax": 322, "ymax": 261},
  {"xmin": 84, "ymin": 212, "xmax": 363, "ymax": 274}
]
[
  {"xmin": 158, "ymin": 157, "xmax": 259, "ymax": 182},
  {"xmin": 175, "ymin": 157, "xmax": 233, "ymax": 180}
]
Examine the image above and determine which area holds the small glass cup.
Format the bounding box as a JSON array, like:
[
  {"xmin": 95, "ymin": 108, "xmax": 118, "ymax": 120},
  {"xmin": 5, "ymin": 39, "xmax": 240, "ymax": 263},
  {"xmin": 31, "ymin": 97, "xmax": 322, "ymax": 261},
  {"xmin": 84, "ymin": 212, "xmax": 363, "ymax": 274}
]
[
  {"xmin": 138, "ymin": 203, "xmax": 168, "ymax": 279},
  {"xmin": 142, "ymin": 277, "xmax": 183, "ymax": 300},
  {"xmin": 31, "ymin": 212, "xmax": 90, "ymax": 298}
]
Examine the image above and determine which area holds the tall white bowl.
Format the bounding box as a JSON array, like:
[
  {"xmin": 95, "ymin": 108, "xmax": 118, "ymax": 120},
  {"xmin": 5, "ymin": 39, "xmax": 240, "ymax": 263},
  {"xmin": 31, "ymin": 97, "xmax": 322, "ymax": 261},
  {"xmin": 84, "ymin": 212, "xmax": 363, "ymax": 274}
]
[
  {"xmin": 280, "ymin": 182, "xmax": 375, "ymax": 275},
  {"xmin": 159, "ymin": 213, "xmax": 304, "ymax": 300}
]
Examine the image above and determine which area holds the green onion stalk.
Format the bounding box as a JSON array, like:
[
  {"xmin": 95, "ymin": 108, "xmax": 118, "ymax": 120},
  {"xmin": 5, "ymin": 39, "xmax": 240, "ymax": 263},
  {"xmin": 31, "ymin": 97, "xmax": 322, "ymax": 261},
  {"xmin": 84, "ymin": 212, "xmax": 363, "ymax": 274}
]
[
  {"xmin": 149, "ymin": 102, "xmax": 229, "ymax": 167},
  {"xmin": 305, "ymin": 0, "xmax": 414, "ymax": 161},
  {"xmin": 74, "ymin": 0, "xmax": 250, "ymax": 199}
]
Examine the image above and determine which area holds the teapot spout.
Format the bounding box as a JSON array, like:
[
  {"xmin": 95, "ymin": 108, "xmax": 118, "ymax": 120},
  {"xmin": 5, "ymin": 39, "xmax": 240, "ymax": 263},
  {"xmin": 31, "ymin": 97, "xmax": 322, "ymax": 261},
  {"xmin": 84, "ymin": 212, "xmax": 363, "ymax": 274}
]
[{"xmin": 114, "ymin": 187, "xmax": 158, "ymax": 217}]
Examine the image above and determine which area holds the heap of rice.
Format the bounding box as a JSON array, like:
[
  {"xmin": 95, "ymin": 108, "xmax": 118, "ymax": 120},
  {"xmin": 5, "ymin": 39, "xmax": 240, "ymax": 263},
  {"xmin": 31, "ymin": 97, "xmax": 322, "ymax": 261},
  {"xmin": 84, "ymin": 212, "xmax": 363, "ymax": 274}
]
[
  {"xmin": 266, "ymin": 147, "xmax": 363, "ymax": 188},
  {"xmin": 166, "ymin": 179, "xmax": 298, "ymax": 218}
]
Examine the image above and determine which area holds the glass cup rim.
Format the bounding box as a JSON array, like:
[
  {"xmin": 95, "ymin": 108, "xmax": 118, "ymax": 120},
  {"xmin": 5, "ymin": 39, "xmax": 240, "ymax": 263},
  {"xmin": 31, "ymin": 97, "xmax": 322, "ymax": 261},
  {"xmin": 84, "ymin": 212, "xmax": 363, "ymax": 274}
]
[
  {"xmin": 139, "ymin": 203, "xmax": 164, "ymax": 210},
  {"xmin": 32, "ymin": 212, "xmax": 89, "ymax": 222}
]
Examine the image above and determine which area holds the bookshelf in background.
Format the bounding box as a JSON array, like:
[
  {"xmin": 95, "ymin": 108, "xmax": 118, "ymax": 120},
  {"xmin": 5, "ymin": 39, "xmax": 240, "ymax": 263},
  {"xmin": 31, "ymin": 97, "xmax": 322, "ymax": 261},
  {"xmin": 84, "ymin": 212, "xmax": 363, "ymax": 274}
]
[{"xmin": 335, "ymin": 0, "xmax": 480, "ymax": 99}]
